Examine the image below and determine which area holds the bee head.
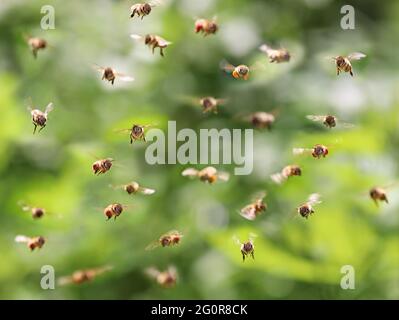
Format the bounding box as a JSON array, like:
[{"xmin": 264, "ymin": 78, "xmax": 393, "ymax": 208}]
[
  {"xmin": 142, "ymin": 3, "xmax": 152, "ymax": 15},
  {"xmin": 103, "ymin": 159, "xmax": 113, "ymax": 170},
  {"xmin": 132, "ymin": 125, "xmax": 144, "ymax": 136},
  {"xmin": 324, "ymin": 115, "xmax": 336, "ymax": 127},
  {"xmin": 208, "ymin": 22, "xmax": 218, "ymax": 34},
  {"xmin": 144, "ymin": 35, "xmax": 152, "ymax": 44},
  {"xmin": 37, "ymin": 236, "xmax": 46, "ymax": 247},
  {"xmin": 161, "ymin": 236, "xmax": 172, "ymax": 247},
  {"xmin": 32, "ymin": 207, "xmax": 45, "ymax": 219},
  {"xmin": 242, "ymin": 241, "xmax": 253, "ymax": 253},
  {"xmin": 238, "ymin": 65, "xmax": 249, "ymax": 75},
  {"xmin": 112, "ymin": 203, "xmax": 123, "ymax": 215}
]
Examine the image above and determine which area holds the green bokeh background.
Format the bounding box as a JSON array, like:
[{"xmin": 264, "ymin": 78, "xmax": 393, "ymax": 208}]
[{"xmin": 0, "ymin": 0, "xmax": 398, "ymax": 299}]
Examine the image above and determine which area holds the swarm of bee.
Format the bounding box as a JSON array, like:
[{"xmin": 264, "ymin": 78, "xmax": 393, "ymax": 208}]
[
  {"xmin": 195, "ymin": 17, "xmax": 218, "ymax": 36},
  {"xmin": 130, "ymin": 34, "xmax": 172, "ymax": 57},
  {"xmin": 145, "ymin": 266, "xmax": 177, "ymax": 288},
  {"xmin": 58, "ymin": 266, "xmax": 113, "ymax": 286},
  {"xmin": 182, "ymin": 166, "xmax": 229, "ymax": 184}
]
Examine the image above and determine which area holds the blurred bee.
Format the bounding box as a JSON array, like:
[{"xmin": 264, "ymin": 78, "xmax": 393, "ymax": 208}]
[
  {"xmin": 296, "ymin": 193, "xmax": 321, "ymax": 219},
  {"xmin": 15, "ymin": 235, "xmax": 46, "ymax": 251},
  {"xmin": 293, "ymin": 144, "xmax": 329, "ymax": 159},
  {"xmin": 220, "ymin": 60, "xmax": 251, "ymax": 80},
  {"xmin": 26, "ymin": 36, "xmax": 48, "ymax": 58},
  {"xmin": 331, "ymin": 52, "xmax": 366, "ymax": 76},
  {"xmin": 18, "ymin": 201, "xmax": 46, "ymax": 219},
  {"xmin": 103, "ymin": 203, "xmax": 130, "ymax": 221},
  {"xmin": 92, "ymin": 158, "xmax": 114, "ymax": 175},
  {"xmin": 116, "ymin": 124, "xmax": 153, "ymax": 143},
  {"xmin": 58, "ymin": 266, "xmax": 113, "ymax": 286},
  {"xmin": 271, "ymin": 164, "xmax": 302, "ymax": 185},
  {"xmin": 182, "ymin": 96, "xmax": 227, "ymax": 114},
  {"xmin": 195, "ymin": 17, "xmax": 218, "ymax": 36},
  {"xmin": 145, "ymin": 230, "xmax": 183, "ymax": 250},
  {"xmin": 110, "ymin": 181, "xmax": 155, "ymax": 195},
  {"xmin": 182, "ymin": 166, "xmax": 229, "ymax": 184},
  {"xmin": 233, "ymin": 234, "xmax": 257, "ymax": 262},
  {"xmin": 27, "ymin": 101, "xmax": 54, "ymax": 134},
  {"xmin": 93, "ymin": 65, "xmax": 134, "ymax": 85},
  {"xmin": 130, "ymin": 1, "xmax": 161, "ymax": 19},
  {"xmin": 130, "ymin": 34, "xmax": 172, "ymax": 57},
  {"xmin": 259, "ymin": 44, "xmax": 290, "ymax": 63},
  {"xmin": 240, "ymin": 111, "xmax": 276, "ymax": 130},
  {"xmin": 240, "ymin": 192, "xmax": 267, "ymax": 221},
  {"xmin": 306, "ymin": 115, "xmax": 354, "ymax": 129},
  {"xmin": 145, "ymin": 266, "xmax": 177, "ymax": 288},
  {"xmin": 369, "ymin": 186, "xmax": 389, "ymax": 206}
]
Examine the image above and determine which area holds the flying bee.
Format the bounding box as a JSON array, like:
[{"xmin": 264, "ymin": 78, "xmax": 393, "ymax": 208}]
[
  {"xmin": 240, "ymin": 111, "xmax": 276, "ymax": 130},
  {"xmin": 130, "ymin": 34, "xmax": 172, "ymax": 57},
  {"xmin": 18, "ymin": 201, "xmax": 46, "ymax": 219},
  {"xmin": 220, "ymin": 60, "xmax": 251, "ymax": 80},
  {"xmin": 182, "ymin": 96, "xmax": 227, "ymax": 114},
  {"xmin": 296, "ymin": 193, "xmax": 321, "ymax": 219},
  {"xmin": 271, "ymin": 164, "xmax": 302, "ymax": 185},
  {"xmin": 182, "ymin": 166, "xmax": 229, "ymax": 184},
  {"xmin": 15, "ymin": 235, "xmax": 46, "ymax": 251},
  {"xmin": 233, "ymin": 234, "xmax": 257, "ymax": 262},
  {"xmin": 195, "ymin": 17, "xmax": 218, "ymax": 36},
  {"xmin": 92, "ymin": 158, "xmax": 114, "ymax": 175},
  {"xmin": 27, "ymin": 101, "xmax": 54, "ymax": 134},
  {"xmin": 103, "ymin": 203, "xmax": 131, "ymax": 221},
  {"xmin": 240, "ymin": 192, "xmax": 267, "ymax": 221},
  {"xmin": 115, "ymin": 124, "xmax": 154, "ymax": 143},
  {"xmin": 25, "ymin": 36, "xmax": 48, "ymax": 58},
  {"xmin": 369, "ymin": 186, "xmax": 389, "ymax": 206},
  {"xmin": 145, "ymin": 230, "xmax": 183, "ymax": 250},
  {"xmin": 58, "ymin": 266, "xmax": 113, "ymax": 286},
  {"xmin": 145, "ymin": 266, "xmax": 177, "ymax": 288},
  {"xmin": 259, "ymin": 44, "xmax": 290, "ymax": 63},
  {"xmin": 110, "ymin": 181, "xmax": 155, "ymax": 195},
  {"xmin": 306, "ymin": 115, "xmax": 354, "ymax": 129},
  {"xmin": 293, "ymin": 144, "xmax": 329, "ymax": 159},
  {"xmin": 331, "ymin": 52, "xmax": 366, "ymax": 76},
  {"xmin": 130, "ymin": 1, "xmax": 161, "ymax": 19},
  {"xmin": 93, "ymin": 65, "xmax": 134, "ymax": 85}
]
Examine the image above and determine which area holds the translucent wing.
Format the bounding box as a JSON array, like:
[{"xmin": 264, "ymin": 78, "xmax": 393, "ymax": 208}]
[
  {"xmin": 338, "ymin": 120, "xmax": 355, "ymax": 128},
  {"xmin": 115, "ymin": 72, "xmax": 135, "ymax": 82},
  {"xmin": 232, "ymin": 235, "xmax": 242, "ymax": 246},
  {"xmin": 217, "ymin": 171, "xmax": 230, "ymax": 182},
  {"xmin": 138, "ymin": 187, "xmax": 156, "ymax": 195},
  {"xmin": 149, "ymin": 0, "xmax": 162, "ymax": 7},
  {"xmin": 253, "ymin": 191, "xmax": 266, "ymax": 201},
  {"xmin": 347, "ymin": 52, "xmax": 366, "ymax": 61},
  {"xmin": 220, "ymin": 59, "xmax": 235, "ymax": 72},
  {"xmin": 145, "ymin": 240, "xmax": 161, "ymax": 251},
  {"xmin": 165, "ymin": 229, "xmax": 182, "ymax": 237},
  {"xmin": 259, "ymin": 44, "xmax": 272, "ymax": 54},
  {"xmin": 293, "ymin": 148, "xmax": 312, "ymax": 155},
  {"xmin": 249, "ymin": 233, "xmax": 258, "ymax": 243},
  {"xmin": 15, "ymin": 235, "xmax": 30, "ymax": 243},
  {"xmin": 182, "ymin": 168, "xmax": 199, "ymax": 177},
  {"xmin": 92, "ymin": 64, "xmax": 105, "ymax": 72},
  {"xmin": 306, "ymin": 115, "xmax": 325, "ymax": 122},
  {"xmin": 93, "ymin": 265, "xmax": 113, "ymax": 276},
  {"xmin": 108, "ymin": 184, "xmax": 124, "ymax": 190},
  {"xmin": 308, "ymin": 193, "xmax": 321, "ymax": 205},
  {"xmin": 157, "ymin": 37, "xmax": 172, "ymax": 46},
  {"xmin": 18, "ymin": 200, "xmax": 31, "ymax": 211},
  {"xmin": 44, "ymin": 102, "xmax": 54, "ymax": 115},
  {"xmin": 145, "ymin": 267, "xmax": 160, "ymax": 279},
  {"xmin": 270, "ymin": 172, "xmax": 286, "ymax": 185},
  {"xmin": 130, "ymin": 34, "xmax": 144, "ymax": 41},
  {"xmin": 57, "ymin": 276, "xmax": 74, "ymax": 286},
  {"xmin": 239, "ymin": 205, "xmax": 257, "ymax": 221}
]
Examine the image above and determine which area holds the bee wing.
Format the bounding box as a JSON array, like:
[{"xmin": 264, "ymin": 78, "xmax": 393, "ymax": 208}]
[
  {"xmin": 165, "ymin": 229, "xmax": 182, "ymax": 237},
  {"xmin": 217, "ymin": 171, "xmax": 230, "ymax": 182},
  {"xmin": 149, "ymin": 0, "xmax": 162, "ymax": 7},
  {"xmin": 270, "ymin": 172, "xmax": 286, "ymax": 185},
  {"xmin": 15, "ymin": 235, "xmax": 30, "ymax": 243},
  {"xmin": 347, "ymin": 52, "xmax": 366, "ymax": 61},
  {"xmin": 130, "ymin": 34, "xmax": 144, "ymax": 42},
  {"xmin": 145, "ymin": 240, "xmax": 161, "ymax": 251},
  {"xmin": 179, "ymin": 95, "xmax": 201, "ymax": 107},
  {"xmin": 44, "ymin": 102, "xmax": 54, "ymax": 115},
  {"xmin": 93, "ymin": 265, "xmax": 113, "ymax": 276},
  {"xmin": 182, "ymin": 168, "xmax": 199, "ymax": 178},
  {"xmin": 259, "ymin": 44, "xmax": 273, "ymax": 55},
  {"xmin": 306, "ymin": 115, "xmax": 325, "ymax": 122},
  {"xmin": 308, "ymin": 193, "xmax": 321, "ymax": 205},
  {"xmin": 92, "ymin": 64, "xmax": 105, "ymax": 72},
  {"xmin": 115, "ymin": 72, "xmax": 135, "ymax": 82},
  {"xmin": 232, "ymin": 235, "xmax": 242, "ymax": 246},
  {"xmin": 157, "ymin": 37, "xmax": 172, "ymax": 46},
  {"xmin": 18, "ymin": 200, "xmax": 31, "ymax": 211},
  {"xmin": 220, "ymin": 59, "xmax": 235, "ymax": 72},
  {"xmin": 57, "ymin": 276, "xmax": 74, "ymax": 286},
  {"xmin": 253, "ymin": 191, "xmax": 267, "ymax": 201},
  {"xmin": 145, "ymin": 267, "xmax": 160, "ymax": 279},
  {"xmin": 114, "ymin": 128, "xmax": 132, "ymax": 134},
  {"xmin": 249, "ymin": 233, "xmax": 258, "ymax": 243},
  {"xmin": 138, "ymin": 186, "xmax": 156, "ymax": 195},
  {"xmin": 108, "ymin": 184, "xmax": 125, "ymax": 190},
  {"xmin": 239, "ymin": 205, "xmax": 257, "ymax": 221},
  {"xmin": 293, "ymin": 148, "xmax": 312, "ymax": 156},
  {"xmin": 337, "ymin": 120, "xmax": 355, "ymax": 128}
]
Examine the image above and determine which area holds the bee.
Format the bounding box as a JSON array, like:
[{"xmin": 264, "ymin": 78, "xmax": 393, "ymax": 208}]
[
  {"xmin": 220, "ymin": 60, "xmax": 251, "ymax": 80},
  {"xmin": 233, "ymin": 234, "xmax": 256, "ymax": 262},
  {"xmin": 195, "ymin": 17, "xmax": 218, "ymax": 36},
  {"xmin": 130, "ymin": 1, "xmax": 161, "ymax": 19},
  {"xmin": 293, "ymin": 144, "xmax": 329, "ymax": 159},
  {"xmin": 182, "ymin": 166, "xmax": 229, "ymax": 184},
  {"xmin": 331, "ymin": 52, "xmax": 366, "ymax": 76},
  {"xmin": 271, "ymin": 164, "xmax": 302, "ymax": 185},
  {"xmin": 145, "ymin": 266, "xmax": 177, "ymax": 288},
  {"xmin": 93, "ymin": 65, "xmax": 134, "ymax": 85},
  {"xmin": 182, "ymin": 96, "xmax": 227, "ymax": 114},
  {"xmin": 27, "ymin": 101, "xmax": 54, "ymax": 134},
  {"xmin": 369, "ymin": 187, "xmax": 389, "ymax": 206},
  {"xmin": 130, "ymin": 34, "xmax": 172, "ymax": 57},
  {"xmin": 116, "ymin": 124, "xmax": 153, "ymax": 143},
  {"xmin": 26, "ymin": 36, "xmax": 48, "ymax": 58},
  {"xmin": 103, "ymin": 203, "xmax": 131, "ymax": 221},
  {"xmin": 259, "ymin": 44, "xmax": 290, "ymax": 63},
  {"xmin": 145, "ymin": 230, "xmax": 183, "ymax": 250},
  {"xmin": 15, "ymin": 235, "xmax": 46, "ymax": 251},
  {"xmin": 58, "ymin": 266, "xmax": 113, "ymax": 286},
  {"xmin": 18, "ymin": 201, "xmax": 46, "ymax": 219},
  {"xmin": 92, "ymin": 158, "xmax": 114, "ymax": 175},
  {"xmin": 110, "ymin": 181, "xmax": 155, "ymax": 195},
  {"xmin": 306, "ymin": 115, "xmax": 354, "ymax": 129},
  {"xmin": 241, "ymin": 111, "xmax": 276, "ymax": 130},
  {"xmin": 296, "ymin": 193, "xmax": 321, "ymax": 219},
  {"xmin": 240, "ymin": 192, "xmax": 267, "ymax": 221}
]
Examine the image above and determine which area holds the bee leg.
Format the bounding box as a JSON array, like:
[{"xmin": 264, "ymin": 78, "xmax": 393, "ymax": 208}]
[
  {"xmin": 141, "ymin": 15, "xmax": 144, "ymax": 20},
  {"xmin": 142, "ymin": 135, "xmax": 146, "ymax": 142},
  {"xmin": 38, "ymin": 124, "xmax": 45, "ymax": 133},
  {"xmin": 251, "ymin": 251, "xmax": 255, "ymax": 260},
  {"xmin": 336, "ymin": 68, "xmax": 340, "ymax": 76},
  {"xmin": 350, "ymin": 70, "xmax": 354, "ymax": 77},
  {"xmin": 32, "ymin": 124, "xmax": 37, "ymax": 134},
  {"xmin": 111, "ymin": 79, "xmax": 114, "ymax": 85},
  {"xmin": 241, "ymin": 252, "xmax": 245, "ymax": 262},
  {"xmin": 151, "ymin": 45, "xmax": 155, "ymax": 55},
  {"xmin": 373, "ymin": 199, "xmax": 379, "ymax": 207},
  {"xmin": 160, "ymin": 48, "xmax": 164, "ymax": 57},
  {"xmin": 130, "ymin": 137, "xmax": 133, "ymax": 144}
]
